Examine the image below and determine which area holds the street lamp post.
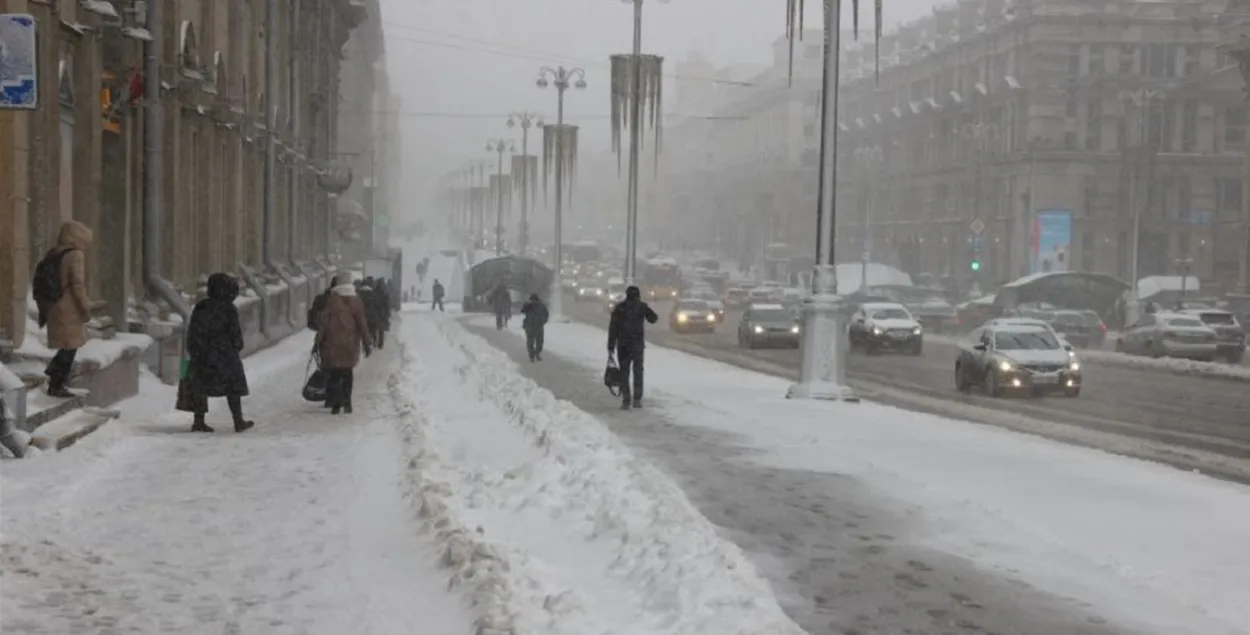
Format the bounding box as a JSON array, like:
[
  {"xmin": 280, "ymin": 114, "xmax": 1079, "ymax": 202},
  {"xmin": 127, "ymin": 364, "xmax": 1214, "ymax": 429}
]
[
  {"xmin": 616, "ymin": 0, "xmax": 668, "ymax": 285},
  {"xmin": 787, "ymin": 0, "xmax": 857, "ymax": 402},
  {"xmin": 486, "ymin": 139, "xmax": 515, "ymax": 256},
  {"xmin": 1121, "ymin": 87, "xmax": 1164, "ymax": 286},
  {"xmin": 507, "ymin": 112, "xmax": 543, "ymax": 257},
  {"xmin": 853, "ymin": 145, "xmax": 884, "ymax": 292},
  {"xmin": 538, "ymin": 66, "xmax": 587, "ymax": 321}
]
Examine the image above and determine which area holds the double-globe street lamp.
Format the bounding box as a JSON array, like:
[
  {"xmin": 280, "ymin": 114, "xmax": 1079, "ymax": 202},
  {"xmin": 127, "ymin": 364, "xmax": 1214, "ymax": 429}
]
[
  {"xmin": 486, "ymin": 138, "xmax": 516, "ymax": 256},
  {"xmin": 537, "ymin": 65, "xmax": 587, "ymax": 321},
  {"xmin": 507, "ymin": 112, "xmax": 543, "ymax": 258}
]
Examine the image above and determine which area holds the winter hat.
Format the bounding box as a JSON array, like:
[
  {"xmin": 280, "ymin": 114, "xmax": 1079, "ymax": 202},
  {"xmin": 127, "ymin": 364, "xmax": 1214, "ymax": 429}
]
[
  {"xmin": 530, "ymin": 293, "xmax": 540, "ymax": 301},
  {"xmin": 626, "ymin": 285, "xmax": 641, "ymax": 299}
]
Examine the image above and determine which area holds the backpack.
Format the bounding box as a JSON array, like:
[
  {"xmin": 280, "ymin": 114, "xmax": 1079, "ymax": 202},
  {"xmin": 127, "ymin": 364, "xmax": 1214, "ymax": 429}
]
[{"xmin": 32, "ymin": 248, "xmax": 76, "ymax": 324}]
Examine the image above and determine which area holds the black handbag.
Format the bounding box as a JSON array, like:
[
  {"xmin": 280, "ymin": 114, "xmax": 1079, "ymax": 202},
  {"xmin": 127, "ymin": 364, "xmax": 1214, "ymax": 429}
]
[
  {"xmin": 603, "ymin": 355, "xmax": 624, "ymax": 397},
  {"xmin": 302, "ymin": 354, "xmax": 328, "ymax": 402}
]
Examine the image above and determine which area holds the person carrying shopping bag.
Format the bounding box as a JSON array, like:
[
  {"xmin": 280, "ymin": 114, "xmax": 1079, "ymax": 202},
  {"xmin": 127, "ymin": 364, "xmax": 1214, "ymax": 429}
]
[{"xmin": 315, "ymin": 276, "xmax": 372, "ymax": 415}]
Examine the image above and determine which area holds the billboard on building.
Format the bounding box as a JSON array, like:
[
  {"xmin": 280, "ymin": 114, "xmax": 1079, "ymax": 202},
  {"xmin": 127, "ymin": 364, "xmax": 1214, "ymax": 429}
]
[
  {"xmin": 0, "ymin": 14, "xmax": 38, "ymax": 109},
  {"xmin": 1032, "ymin": 210, "xmax": 1072, "ymax": 274}
]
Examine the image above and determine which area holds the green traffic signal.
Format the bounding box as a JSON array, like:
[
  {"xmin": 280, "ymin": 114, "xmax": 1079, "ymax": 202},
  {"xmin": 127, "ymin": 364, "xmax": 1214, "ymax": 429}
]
[{"xmin": 970, "ymin": 260, "xmax": 981, "ymax": 272}]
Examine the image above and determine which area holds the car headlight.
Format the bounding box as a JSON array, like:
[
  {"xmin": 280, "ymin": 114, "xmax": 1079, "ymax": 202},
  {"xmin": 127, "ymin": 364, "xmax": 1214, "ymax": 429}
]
[
  {"xmin": 1067, "ymin": 349, "xmax": 1077, "ymax": 358},
  {"xmin": 595, "ymin": 289, "xmax": 603, "ymax": 295},
  {"xmin": 790, "ymin": 325, "xmax": 800, "ymax": 334},
  {"xmin": 872, "ymin": 327, "xmax": 883, "ymax": 335},
  {"xmin": 998, "ymin": 360, "xmax": 1013, "ymax": 372},
  {"xmin": 913, "ymin": 327, "xmax": 922, "ymax": 335},
  {"xmin": 706, "ymin": 314, "xmax": 716, "ymax": 322},
  {"xmin": 671, "ymin": 290, "xmax": 678, "ymax": 297},
  {"xmin": 677, "ymin": 313, "xmax": 689, "ymax": 323},
  {"xmin": 753, "ymin": 325, "xmax": 764, "ymax": 334},
  {"xmin": 1069, "ymin": 361, "xmax": 1080, "ymax": 371}
]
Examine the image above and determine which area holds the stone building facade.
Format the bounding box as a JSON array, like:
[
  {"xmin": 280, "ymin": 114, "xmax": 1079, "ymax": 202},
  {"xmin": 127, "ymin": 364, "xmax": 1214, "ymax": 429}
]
[
  {"xmin": 656, "ymin": 0, "xmax": 1250, "ymax": 292},
  {"xmin": 0, "ymin": 0, "xmax": 393, "ymax": 351}
]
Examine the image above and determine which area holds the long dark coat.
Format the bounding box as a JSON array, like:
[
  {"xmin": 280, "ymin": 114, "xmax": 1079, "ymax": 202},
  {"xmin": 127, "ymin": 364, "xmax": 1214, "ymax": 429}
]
[
  {"xmin": 187, "ymin": 273, "xmax": 249, "ymax": 398},
  {"xmin": 316, "ymin": 284, "xmax": 371, "ymax": 370}
]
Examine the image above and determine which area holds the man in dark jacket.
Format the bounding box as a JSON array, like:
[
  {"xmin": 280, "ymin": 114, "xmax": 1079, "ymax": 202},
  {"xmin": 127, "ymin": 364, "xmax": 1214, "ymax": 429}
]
[
  {"xmin": 520, "ymin": 293, "xmax": 549, "ymax": 362},
  {"xmin": 489, "ymin": 283, "xmax": 511, "ymax": 329},
  {"xmin": 432, "ymin": 279, "xmax": 445, "ymax": 312},
  {"xmin": 373, "ymin": 277, "xmax": 392, "ymax": 347},
  {"xmin": 186, "ymin": 273, "xmax": 255, "ymax": 433},
  {"xmin": 607, "ymin": 285, "xmax": 658, "ymax": 409}
]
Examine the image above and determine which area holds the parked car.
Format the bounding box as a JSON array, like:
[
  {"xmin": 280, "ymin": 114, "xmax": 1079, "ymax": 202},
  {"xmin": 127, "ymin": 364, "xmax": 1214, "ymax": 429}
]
[
  {"xmin": 1115, "ymin": 312, "xmax": 1219, "ymax": 361},
  {"xmin": 955, "ymin": 323, "xmax": 1082, "ymax": 397},
  {"xmin": 669, "ymin": 299, "xmax": 717, "ymax": 334},
  {"xmin": 724, "ymin": 287, "xmax": 751, "ymax": 309},
  {"xmin": 737, "ymin": 303, "xmax": 800, "ymax": 348},
  {"xmin": 848, "ymin": 302, "xmax": 923, "ymax": 355},
  {"xmin": 1179, "ymin": 309, "xmax": 1245, "ymax": 363}
]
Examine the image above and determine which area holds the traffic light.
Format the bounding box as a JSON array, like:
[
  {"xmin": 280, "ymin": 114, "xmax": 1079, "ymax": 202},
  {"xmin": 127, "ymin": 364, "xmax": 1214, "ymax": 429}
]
[{"xmin": 970, "ymin": 259, "xmax": 981, "ymax": 272}]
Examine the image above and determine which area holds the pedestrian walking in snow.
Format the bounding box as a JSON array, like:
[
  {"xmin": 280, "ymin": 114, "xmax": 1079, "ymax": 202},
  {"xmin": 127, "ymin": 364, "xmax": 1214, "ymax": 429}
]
[
  {"xmin": 307, "ymin": 280, "xmax": 332, "ymax": 331},
  {"xmin": 521, "ymin": 293, "xmax": 549, "ymax": 362},
  {"xmin": 371, "ymin": 277, "xmax": 391, "ymax": 349},
  {"xmin": 358, "ymin": 277, "xmax": 383, "ymax": 348},
  {"xmin": 33, "ymin": 220, "xmax": 93, "ymax": 398},
  {"xmin": 186, "ymin": 273, "xmax": 254, "ymax": 433},
  {"xmin": 315, "ymin": 277, "xmax": 372, "ymax": 415},
  {"xmin": 607, "ymin": 285, "xmax": 658, "ymax": 410},
  {"xmin": 490, "ymin": 283, "xmax": 511, "ymax": 330},
  {"xmin": 431, "ymin": 279, "xmax": 445, "ymax": 312}
]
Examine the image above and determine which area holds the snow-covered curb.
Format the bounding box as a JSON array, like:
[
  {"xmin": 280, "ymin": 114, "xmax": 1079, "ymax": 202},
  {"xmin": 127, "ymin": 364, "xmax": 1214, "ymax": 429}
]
[
  {"xmin": 927, "ymin": 334, "xmax": 1250, "ymax": 382},
  {"xmin": 413, "ymin": 319, "xmax": 807, "ymax": 635}
]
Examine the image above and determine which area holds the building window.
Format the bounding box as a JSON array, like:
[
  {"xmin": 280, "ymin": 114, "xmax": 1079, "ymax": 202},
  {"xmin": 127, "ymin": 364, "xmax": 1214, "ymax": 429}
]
[
  {"xmin": 1218, "ymin": 177, "xmax": 1242, "ymax": 216},
  {"xmin": 1065, "ymin": 130, "xmax": 1078, "ymax": 150},
  {"xmin": 1087, "ymin": 44, "xmax": 1104, "ymax": 75},
  {"xmin": 1119, "ymin": 45, "xmax": 1136, "ymax": 74},
  {"xmin": 1174, "ymin": 176, "xmax": 1191, "ymax": 220},
  {"xmin": 1182, "ymin": 45, "xmax": 1199, "ymax": 76},
  {"xmin": 1068, "ymin": 45, "xmax": 1082, "ymax": 79},
  {"xmin": 1182, "ymin": 101, "xmax": 1197, "ymax": 151},
  {"xmin": 1066, "ymin": 98, "xmax": 1077, "ymax": 118},
  {"xmin": 1224, "ymin": 106, "xmax": 1247, "ymax": 149},
  {"xmin": 1178, "ymin": 230, "xmax": 1190, "ymax": 257},
  {"xmin": 1082, "ymin": 231, "xmax": 1096, "ymax": 271},
  {"xmin": 1085, "ymin": 102, "xmax": 1102, "ymax": 151},
  {"xmin": 1083, "ymin": 176, "xmax": 1099, "ymax": 216},
  {"xmin": 1145, "ymin": 44, "xmax": 1173, "ymax": 78}
]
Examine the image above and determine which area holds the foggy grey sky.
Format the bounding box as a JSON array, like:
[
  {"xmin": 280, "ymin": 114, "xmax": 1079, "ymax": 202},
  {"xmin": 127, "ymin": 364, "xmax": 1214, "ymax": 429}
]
[{"xmin": 377, "ymin": 0, "xmax": 941, "ymax": 209}]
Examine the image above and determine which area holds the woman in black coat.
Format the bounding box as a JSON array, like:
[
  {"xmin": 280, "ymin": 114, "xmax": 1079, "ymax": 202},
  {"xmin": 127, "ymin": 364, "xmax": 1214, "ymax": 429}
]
[{"xmin": 186, "ymin": 273, "xmax": 255, "ymax": 433}]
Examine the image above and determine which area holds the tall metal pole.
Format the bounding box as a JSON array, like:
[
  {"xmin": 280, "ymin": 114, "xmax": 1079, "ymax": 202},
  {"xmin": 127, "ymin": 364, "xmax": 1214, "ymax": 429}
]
[
  {"xmin": 539, "ymin": 66, "xmax": 585, "ymax": 321},
  {"xmin": 143, "ymin": 0, "xmax": 163, "ymax": 284},
  {"xmin": 496, "ymin": 147, "xmax": 504, "ymax": 255},
  {"xmin": 788, "ymin": 0, "xmax": 856, "ymax": 402},
  {"xmin": 624, "ymin": 0, "xmax": 643, "ymax": 284},
  {"xmin": 520, "ymin": 124, "xmax": 529, "ymax": 256},
  {"xmin": 553, "ymin": 85, "xmax": 567, "ymax": 317}
]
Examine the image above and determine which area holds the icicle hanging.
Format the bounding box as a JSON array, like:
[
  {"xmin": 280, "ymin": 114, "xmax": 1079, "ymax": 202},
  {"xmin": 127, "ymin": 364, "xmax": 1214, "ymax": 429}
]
[
  {"xmin": 540, "ymin": 123, "xmax": 580, "ymax": 208},
  {"xmin": 608, "ymin": 53, "xmax": 664, "ymax": 176},
  {"xmin": 785, "ymin": 0, "xmax": 885, "ymax": 86}
]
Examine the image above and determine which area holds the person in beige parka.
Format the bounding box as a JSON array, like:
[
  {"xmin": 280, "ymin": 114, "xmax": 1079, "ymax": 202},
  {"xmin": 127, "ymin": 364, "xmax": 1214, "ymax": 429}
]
[{"xmin": 40, "ymin": 220, "xmax": 93, "ymax": 397}]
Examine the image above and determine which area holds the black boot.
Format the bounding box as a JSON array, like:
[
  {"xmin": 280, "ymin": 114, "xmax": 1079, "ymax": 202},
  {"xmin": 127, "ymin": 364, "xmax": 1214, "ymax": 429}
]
[
  {"xmin": 632, "ymin": 397, "xmax": 642, "ymax": 409},
  {"xmin": 234, "ymin": 419, "xmax": 255, "ymax": 433},
  {"xmin": 191, "ymin": 415, "xmax": 214, "ymax": 433},
  {"xmin": 47, "ymin": 378, "xmax": 73, "ymax": 398}
]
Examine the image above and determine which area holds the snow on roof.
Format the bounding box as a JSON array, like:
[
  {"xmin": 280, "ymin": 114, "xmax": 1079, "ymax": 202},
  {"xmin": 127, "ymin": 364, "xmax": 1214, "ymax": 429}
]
[
  {"xmin": 749, "ymin": 303, "xmax": 785, "ymax": 310},
  {"xmin": 1136, "ymin": 276, "xmax": 1200, "ymax": 299},
  {"xmin": 860, "ymin": 301, "xmax": 906, "ymax": 310}
]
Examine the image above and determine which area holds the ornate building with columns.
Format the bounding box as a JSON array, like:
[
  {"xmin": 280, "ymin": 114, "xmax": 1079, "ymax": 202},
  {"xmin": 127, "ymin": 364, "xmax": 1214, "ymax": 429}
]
[
  {"xmin": 657, "ymin": 0, "xmax": 1250, "ymax": 292},
  {"xmin": 0, "ymin": 0, "xmax": 394, "ymax": 352}
]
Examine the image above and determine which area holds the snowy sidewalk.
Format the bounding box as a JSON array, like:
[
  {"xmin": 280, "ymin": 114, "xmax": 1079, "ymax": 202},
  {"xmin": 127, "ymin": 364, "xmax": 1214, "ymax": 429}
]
[
  {"xmin": 463, "ymin": 316, "xmax": 1250, "ymax": 635},
  {"xmin": 392, "ymin": 313, "xmax": 805, "ymax": 635},
  {"xmin": 1, "ymin": 329, "xmax": 472, "ymax": 635}
]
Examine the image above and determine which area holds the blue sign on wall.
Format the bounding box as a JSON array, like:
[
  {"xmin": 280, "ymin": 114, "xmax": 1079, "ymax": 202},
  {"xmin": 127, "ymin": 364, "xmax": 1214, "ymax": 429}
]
[
  {"xmin": 0, "ymin": 14, "xmax": 38, "ymax": 109},
  {"xmin": 1032, "ymin": 210, "xmax": 1072, "ymax": 274}
]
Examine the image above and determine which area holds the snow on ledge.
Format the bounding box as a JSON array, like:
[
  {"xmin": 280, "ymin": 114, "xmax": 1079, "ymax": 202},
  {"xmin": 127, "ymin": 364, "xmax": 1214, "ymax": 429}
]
[{"xmin": 428, "ymin": 319, "xmax": 808, "ymax": 635}]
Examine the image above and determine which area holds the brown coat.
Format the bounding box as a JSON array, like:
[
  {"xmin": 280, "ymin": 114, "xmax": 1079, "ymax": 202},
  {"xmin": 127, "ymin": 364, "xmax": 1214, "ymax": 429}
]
[
  {"xmin": 45, "ymin": 221, "xmax": 93, "ymax": 350},
  {"xmin": 315, "ymin": 284, "xmax": 371, "ymax": 370}
]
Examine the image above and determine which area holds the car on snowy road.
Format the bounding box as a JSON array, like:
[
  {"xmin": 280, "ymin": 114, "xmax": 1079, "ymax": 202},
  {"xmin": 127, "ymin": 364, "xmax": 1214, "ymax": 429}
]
[
  {"xmin": 737, "ymin": 303, "xmax": 800, "ymax": 349},
  {"xmin": 1115, "ymin": 312, "xmax": 1219, "ymax": 361},
  {"xmin": 670, "ymin": 299, "xmax": 718, "ymax": 334},
  {"xmin": 955, "ymin": 323, "xmax": 1082, "ymax": 398},
  {"xmin": 848, "ymin": 302, "xmax": 924, "ymax": 355},
  {"xmin": 1179, "ymin": 309, "xmax": 1245, "ymax": 363},
  {"xmin": 576, "ymin": 281, "xmax": 607, "ymax": 303}
]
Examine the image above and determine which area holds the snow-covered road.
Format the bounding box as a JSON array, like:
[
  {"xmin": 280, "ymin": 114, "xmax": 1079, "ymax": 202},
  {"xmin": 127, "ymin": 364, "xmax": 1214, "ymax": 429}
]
[
  {"xmin": 1, "ymin": 332, "xmax": 471, "ymax": 634},
  {"xmin": 465, "ymin": 315, "xmax": 1250, "ymax": 635}
]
